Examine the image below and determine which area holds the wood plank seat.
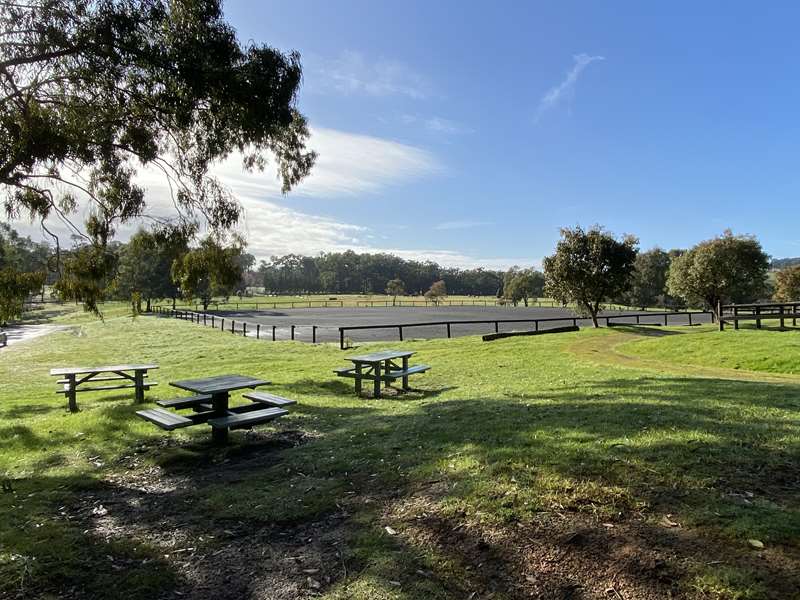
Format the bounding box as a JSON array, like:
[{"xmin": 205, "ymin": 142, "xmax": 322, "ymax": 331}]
[
  {"xmin": 56, "ymin": 382, "xmax": 158, "ymax": 394},
  {"xmin": 333, "ymin": 365, "xmax": 431, "ymax": 381},
  {"xmin": 56, "ymin": 374, "xmax": 149, "ymax": 384},
  {"xmin": 242, "ymin": 391, "xmax": 297, "ymax": 407},
  {"xmin": 208, "ymin": 407, "xmax": 288, "ymax": 430},
  {"xmin": 136, "ymin": 407, "xmax": 194, "ymax": 431},
  {"xmin": 156, "ymin": 394, "xmax": 213, "ymax": 409}
]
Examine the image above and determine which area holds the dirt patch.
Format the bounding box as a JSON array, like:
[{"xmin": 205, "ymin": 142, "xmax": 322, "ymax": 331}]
[{"xmin": 383, "ymin": 484, "xmax": 800, "ymax": 600}]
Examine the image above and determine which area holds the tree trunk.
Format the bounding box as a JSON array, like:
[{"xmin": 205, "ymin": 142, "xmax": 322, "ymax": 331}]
[{"xmin": 145, "ymin": 297, "xmax": 151, "ymax": 312}]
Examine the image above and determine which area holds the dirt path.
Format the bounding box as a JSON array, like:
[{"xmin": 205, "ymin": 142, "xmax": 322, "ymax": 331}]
[
  {"xmin": 1, "ymin": 324, "xmax": 69, "ymax": 348},
  {"xmin": 567, "ymin": 326, "xmax": 800, "ymax": 384}
]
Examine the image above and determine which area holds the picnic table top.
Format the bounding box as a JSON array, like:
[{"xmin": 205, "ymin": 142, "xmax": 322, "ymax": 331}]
[
  {"xmin": 50, "ymin": 364, "xmax": 159, "ymax": 376},
  {"xmin": 347, "ymin": 350, "xmax": 414, "ymax": 363},
  {"xmin": 170, "ymin": 374, "xmax": 269, "ymax": 395}
]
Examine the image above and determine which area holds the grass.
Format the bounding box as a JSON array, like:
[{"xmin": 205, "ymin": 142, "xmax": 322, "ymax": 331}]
[
  {"xmin": 620, "ymin": 324, "xmax": 800, "ymax": 374},
  {"xmin": 0, "ymin": 317, "xmax": 798, "ymax": 598}
]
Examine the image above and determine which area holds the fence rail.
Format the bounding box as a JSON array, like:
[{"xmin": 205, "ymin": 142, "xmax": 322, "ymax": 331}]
[
  {"xmin": 153, "ymin": 306, "xmax": 713, "ymax": 349},
  {"xmin": 338, "ymin": 310, "xmax": 712, "ymax": 349},
  {"xmin": 718, "ymin": 301, "xmax": 800, "ymax": 331}
]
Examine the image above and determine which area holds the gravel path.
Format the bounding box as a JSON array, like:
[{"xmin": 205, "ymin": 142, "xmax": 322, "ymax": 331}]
[{"xmin": 1, "ymin": 324, "xmax": 68, "ymax": 347}]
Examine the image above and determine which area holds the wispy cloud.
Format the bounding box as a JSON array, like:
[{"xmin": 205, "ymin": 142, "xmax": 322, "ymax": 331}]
[
  {"xmin": 535, "ymin": 53, "xmax": 605, "ymax": 122},
  {"xmin": 311, "ymin": 51, "xmax": 431, "ymax": 99},
  {"xmin": 434, "ymin": 220, "xmax": 493, "ymax": 231},
  {"xmin": 400, "ymin": 114, "xmax": 473, "ymax": 135},
  {"xmin": 203, "ymin": 127, "xmax": 441, "ymax": 200}
]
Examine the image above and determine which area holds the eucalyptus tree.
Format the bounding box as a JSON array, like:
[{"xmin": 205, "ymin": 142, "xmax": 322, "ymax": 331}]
[{"xmin": 0, "ymin": 0, "xmax": 316, "ymax": 311}]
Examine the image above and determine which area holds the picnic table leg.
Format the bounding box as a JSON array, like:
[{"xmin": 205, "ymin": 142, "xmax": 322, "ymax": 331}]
[
  {"xmin": 134, "ymin": 369, "xmax": 145, "ymax": 403},
  {"xmin": 66, "ymin": 374, "xmax": 78, "ymax": 413},
  {"xmin": 355, "ymin": 363, "xmax": 363, "ymax": 395},
  {"xmin": 402, "ymin": 356, "xmax": 410, "ymax": 390},
  {"xmin": 383, "ymin": 360, "xmax": 392, "ymax": 389},
  {"xmin": 373, "ymin": 362, "xmax": 381, "ymax": 398},
  {"xmin": 211, "ymin": 391, "xmax": 230, "ymax": 444}
]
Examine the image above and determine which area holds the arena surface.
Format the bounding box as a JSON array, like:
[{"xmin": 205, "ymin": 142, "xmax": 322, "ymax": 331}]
[{"xmin": 203, "ymin": 305, "xmax": 712, "ymax": 344}]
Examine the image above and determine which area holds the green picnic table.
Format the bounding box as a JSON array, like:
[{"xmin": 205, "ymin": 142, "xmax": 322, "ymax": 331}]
[{"xmin": 334, "ymin": 349, "xmax": 430, "ymax": 398}]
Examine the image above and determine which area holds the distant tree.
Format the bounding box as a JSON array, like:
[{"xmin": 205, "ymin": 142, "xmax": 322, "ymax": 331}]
[
  {"xmin": 114, "ymin": 228, "xmax": 190, "ymax": 312},
  {"xmin": 543, "ymin": 226, "xmax": 638, "ymax": 327},
  {"xmin": 667, "ymin": 231, "xmax": 769, "ymax": 318},
  {"xmin": 386, "ymin": 278, "xmax": 405, "ymax": 306},
  {"xmin": 0, "ymin": 268, "xmax": 46, "ymax": 325},
  {"xmin": 171, "ymin": 238, "xmax": 245, "ymax": 310},
  {"xmin": 625, "ymin": 248, "xmax": 672, "ymax": 309},
  {"xmin": 1, "ymin": 0, "xmax": 316, "ymax": 312},
  {"xmin": 425, "ymin": 280, "xmax": 447, "ymax": 304},
  {"xmin": 503, "ymin": 269, "xmax": 545, "ymax": 307},
  {"xmin": 773, "ymin": 265, "xmax": 800, "ymax": 302}
]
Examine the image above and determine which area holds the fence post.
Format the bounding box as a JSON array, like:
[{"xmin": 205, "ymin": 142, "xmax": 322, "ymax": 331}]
[
  {"xmin": 398, "ymin": 326, "xmax": 404, "ymax": 341},
  {"xmin": 688, "ymin": 312, "xmax": 692, "ymax": 326},
  {"xmin": 272, "ymin": 325, "xmax": 276, "ymax": 341},
  {"xmin": 756, "ymin": 305, "xmax": 762, "ymax": 329},
  {"xmin": 221, "ymin": 318, "xmax": 225, "ymax": 331},
  {"xmin": 718, "ymin": 302, "xmax": 724, "ymax": 331},
  {"xmin": 780, "ymin": 305, "xmax": 785, "ymax": 329},
  {"xmin": 231, "ymin": 319, "xmax": 235, "ymax": 333},
  {"xmin": 664, "ymin": 313, "xmax": 668, "ymax": 326},
  {"xmin": 340, "ymin": 328, "xmax": 345, "ymax": 350},
  {"xmin": 734, "ymin": 306, "xmax": 739, "ymax": 330},
  {"xmin": 312, "ymin": 326, "xmax": 317, "ymax": 343},
  {"xmin": 203, "ymin": 313, "xmax": 207, "ymax": 326},
  {"xmin": 291, "ymin": 325, "xmax": 295, "ymax": 340},
  {"xmin": 446, "ymin": 323, "xmax": 451, "ymax": 338},
  {"xmin": 243, "ymin": 322, "xmax": 247, "ymax": 337},
  {"xmin": 212, "ymin": 315, "xmax": 215, "ymax": 328},
  {"xmin": 534, "ymin": 320, "xmax": 539, "ymax": 332},
  {"xmin": 257, "ymin": 324, "xmax": 260, "ymax": 339},
  {"xmin": 494, "ymin": 321, "xmax": 499, "ymax": 333},
  {"xmin": 636, "ymin": 314, "xmax": 640, "ymax": 324}
]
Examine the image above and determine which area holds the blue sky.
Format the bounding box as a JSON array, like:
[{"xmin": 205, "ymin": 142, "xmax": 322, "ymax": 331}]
[{"xmin": 16, "ymin": 1, "xmax": 800, "ymax": 268}]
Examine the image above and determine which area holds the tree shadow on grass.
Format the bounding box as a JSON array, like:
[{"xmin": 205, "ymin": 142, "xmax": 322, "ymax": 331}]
[{"xmin": 4, "ymin": 374, "xmax": 800, "ymax": 598}]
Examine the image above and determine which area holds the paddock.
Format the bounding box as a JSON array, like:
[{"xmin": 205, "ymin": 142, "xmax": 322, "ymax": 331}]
[{"xmin": 195, "ymin": 305, "xmax": 714, "ymax": 344}]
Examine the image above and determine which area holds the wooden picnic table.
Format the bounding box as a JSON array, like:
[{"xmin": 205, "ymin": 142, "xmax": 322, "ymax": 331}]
[
  {"xmin": 334, "ymin": 349, "xmax": 430, "ymax": 398},
  {"xmin": 50, "ymin": 363, "xmax": 158, "ymax": 412},
  {"xmin": 136, "ymin": 374, "xmax": 296, "ymax": 444}
]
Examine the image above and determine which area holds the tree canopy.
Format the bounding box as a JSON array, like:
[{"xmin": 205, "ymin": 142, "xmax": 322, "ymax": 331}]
[
  {"xmin": 543, "ymin": 226, "xmax": 638, "ymax": 327},
  {"xmin": 503, "ymin": 268, "xmax": 544, "ymax": 307},
  {"xmin": 0, "ymin": 0, "xmax": 315, "ymax": 310},
  {"xmin": 171, "ymin": 236, "xmax": 245, "ymax": 310},
  {"xmin": 667, "ymin": 231, "xmax": 769, "ymax": 316},
  {"xmin": 773, "ymin": 265, "xmax": 800, "ymax": 302}
]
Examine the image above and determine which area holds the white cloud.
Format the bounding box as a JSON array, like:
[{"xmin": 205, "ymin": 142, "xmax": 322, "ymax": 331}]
[
  {"xmin": 400, "ymin": 114, "xmax": 473, "ymax": 135},
  {"xmin": 535, "ymin": 53, "xmax": 605, "ymax": 122},
  {"xmin": 7, "ymin": 126, "xmax": 532, "ymax": 269},
  {"xmin": 311, "ymin": 51, "xmax": 431, "ymax": 99},
  {"xmin": 434, "ymin": 220, "xmax": 493, "ymax": 231},
  {"xmin": 216, "ymin": 126, "xmax": 442, "ymax": 200}
]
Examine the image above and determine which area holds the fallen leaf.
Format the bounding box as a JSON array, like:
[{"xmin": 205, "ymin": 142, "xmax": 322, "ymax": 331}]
[
  {"xmin": 748, "ymin": 539, "xmax": 764, "ymax": 549},
  {"xmin": 384, "ymin": 526, "xmax": 398, "ymax": 535},
  {"xmin": 659, "ymin": 515, "xmax": 679, "ymax": 528}
]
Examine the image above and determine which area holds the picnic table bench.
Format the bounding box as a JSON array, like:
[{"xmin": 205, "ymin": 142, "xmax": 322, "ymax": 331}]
[
  {"xmin": 334, "ymin": 349, "xmax": 430, "ymax": 398},
  {"xmin": 50, "ymin": 363, "xmax": 158, "ymax": 412},
  {"xmin": 136, "ymin": 374, "xmax": 296, "ymax": 444}
]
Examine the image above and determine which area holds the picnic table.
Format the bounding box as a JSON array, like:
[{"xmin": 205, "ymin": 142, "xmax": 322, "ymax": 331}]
[
  {"xmin": 136, "ymin": 374, "xmax": 295, "ymax": 444},
  {"xmin": 50, "ymin": 363, "xmax": 158, "ymax": 412},
  {"xmin": 334, "ymin": 349, "xmax": 430, "ymax": 398}
]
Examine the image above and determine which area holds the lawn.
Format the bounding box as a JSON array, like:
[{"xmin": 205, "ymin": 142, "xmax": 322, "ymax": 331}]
[{"xmin": 0, "ymin": 317, "xmax": 798, "ymax": 599}]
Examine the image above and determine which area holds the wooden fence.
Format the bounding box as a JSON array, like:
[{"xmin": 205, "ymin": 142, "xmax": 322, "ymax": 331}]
[
  {"xmin": 154, "ymin": 306, "xmax": 713, "ymax": 349},
  {"xmin": 718, "ymin": 301, "xmax": 800, "ymax": 331},
  {"xmin": 337, "ymin": 310, "xmax": 712, "ymax": 349}
]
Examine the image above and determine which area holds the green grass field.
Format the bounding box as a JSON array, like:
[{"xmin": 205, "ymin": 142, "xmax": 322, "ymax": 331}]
[{"xmin": 1, "ymin": 318, "xmax": 798, "ymax": 599}]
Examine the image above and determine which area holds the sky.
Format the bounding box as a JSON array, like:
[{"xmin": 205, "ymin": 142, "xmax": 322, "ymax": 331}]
[{"xmin": 12, "ymin": 1, "xmax": 800, "ymax": 268}]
